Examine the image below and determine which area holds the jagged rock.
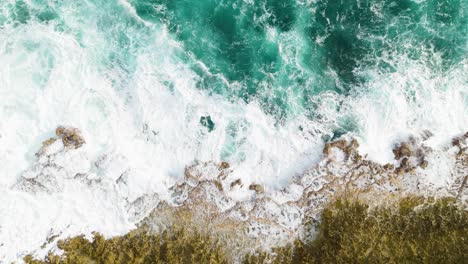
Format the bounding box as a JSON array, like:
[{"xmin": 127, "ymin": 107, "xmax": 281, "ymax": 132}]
[
  {"xmin": 383, "ymin": 163, "xmax": 394, "ymax": 170},
  {"xmin": 35, "ymin": 137, "xmax": 58, "ymax": 157},
  {"xmin": 420, "ymin": 159, "xmax": 428, "ymax": 169},
  {"xmin": 345, "ymin": 138, "xmax": 359, "ymax": 155},
  {"xmin": 213, "ymin": 180, "xmax": 223, "ymax": 191},
  {"xmin": 452, "ymin": 132, "xmax": 468, "ymax": 157},
  {"xmin": 168, "ymin": 183, "xmax": 191, "ymax": 206},
  {"xmin": 392, "ymin": 137, "xmax": 433, "ymax": 172},
  {"xmin": 230, "ymin": 179, "xmax": 242, "ymax": 189},
  {"xmin": 322, "ymin": 138, "xmax": 362, "ymax": 163},
  {"xmin": 16, "ymin": 172, "xmax": 63, "ymax": 193},
  {"xmin": 396, "ymin": 157, "xmax": 410, "ymax": 174},
  {"xmin": 56, "ymin": 126, "xmax": 85, "ymax": 149},
  {"xmin": 131, "ymin": 132, "xmax": 467, "ymax": 257},
  {"xmin": 330, "ymin": 139, "xmax": 347, "ymax": 150},
  {"xmin": 421, "ymin": 130, "xmax": 433, "ymax": 140},
  {"xmin": 393, "ymin": 142, "xmax": 413, "ymax": 160},
  {"xmin": 219, "ymin": 161, "xmax": 230, "ymax": 170},
  {"xmin": 14, "ymin": 126, "xmax": 91, "ymax": 194},
  {"xmin": 20, "ymin": 131, "xmax": 455, "ymax": 259},
  {"xmin": 352, "ymin": 153, "xmax": 362, "ymax": 163},
  {"xmin": 126, "ymin": 193, "xmax": 160, "ymax": 222},
  {"xmin": 323, "ymin": 143, "xmax": 332, "ymax": 156},
  {"xmin": 184, "ymin": 161, "xmax": 232, "ymax": 185},
  {"xmin": 249, "ymin": 184, "xmax": 264, "ymax": 194}
]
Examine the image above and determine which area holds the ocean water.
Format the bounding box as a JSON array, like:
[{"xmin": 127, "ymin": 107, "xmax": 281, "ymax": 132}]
[{"xmin": 0, "ymin": 0, "xmax": 467, "ymax": 261}]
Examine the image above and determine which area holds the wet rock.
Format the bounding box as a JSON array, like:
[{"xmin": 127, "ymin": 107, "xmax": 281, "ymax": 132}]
[
  {"xmin": 322, "ymin": 138, "xmax": 362, "ymax": 162},
  {"xmin": 168, "ymin": 183, "xmax": 191, "ymax": 206},
  {"xmin": 345, "ymin": 138, "xmax": 360, "ymax": 156},
  {"xmin": 395, "ymin": 157, "xmax": 411, "ymax": 175},
  {"xmin": 452, "ymin": 132, "xmax": 468, "ymax": 147},
  {"xmin": 56, "ymin": 126, "xmax": 85, "ymax": 149},
  {"xmin": 35, "ymin": 137, "xmax": 58, "ymax": 157},
  {"xmin": 249, "ymin": 184, "xmax": 264, "ymax": 194},
  {"xmin": 393, "ymin": 142, "xmax": 413, "ymax": 160},
  {"xmin": 16, "ymin": 172, "xmax": 63, "ymax": 193},
  {"xmin": 219, "ymin": 161, "xmax": 230, "ymax": 170},
  {"xmin": 230, "ymin": 179, "xmax": 242, "ymax": 189},
  {"xmin": 323, "ymin": 143, "xmax": 332, "ymax": 156},
  {"xmin": 391, "ymin": 137, "xmax": 433, "ymax": 171},
  {"xmin": 135, "ymin": 129, "xmax": 466, "ymax": 256},
  {"xmin": 323, "ymin": 139, "xmax": 354, "ymax": 160},
  {"xmin": 126, "ymin": 193, "xmax": 160, "ymax": 222},
  {"xmin": 421, "ymin": 130, "xmax": 433, "ymax": 140},
  {"xmin": 184, "ymin": 171, "xmax": 200, "ymax": 187},
  {"xmin": 420, "ymin": 159, "xmax": 428, "ymax": 169},
  {"xmin": 330, "ymin": 139, "xmax": 347, "ymax": 150},
  {"xmin": 401, "ymin": 157, "xmax": 410, "ymax": 168},
  {"xmin": 383, "ymin": 163, "xmax": 394, "ymax": 170},
  {"xmin": 184, "ymin": 161, "xmax": 231, "ymax": 184},
  {"xmin": 213, "ymin": 180, "xmax": 223, "ymax": 191},
  {"xmin": 352, "ymin": 153, "xmax": 362, "ymax": 163}
]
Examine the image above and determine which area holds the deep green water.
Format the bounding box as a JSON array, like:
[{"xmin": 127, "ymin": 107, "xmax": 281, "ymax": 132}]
[
  {"xmin": 131, "ymin": 0, "xmax": 467, "ymax": 118},
  {"xmin": 2, "ymin": 0, "xmax": 466, "ymax": 121}
]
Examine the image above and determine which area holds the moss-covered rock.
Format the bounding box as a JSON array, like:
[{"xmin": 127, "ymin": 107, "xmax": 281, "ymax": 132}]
[
  {"xmin": 245, "ymin": 197, "xmax": 467, "ymax": 264},
  {"xmin": 25, "ymin": 227, "xmax": 227, "ymax": 264},
  {"xmin": 25, "ymin": 196, "xmax": 466, "ymax": 264}
]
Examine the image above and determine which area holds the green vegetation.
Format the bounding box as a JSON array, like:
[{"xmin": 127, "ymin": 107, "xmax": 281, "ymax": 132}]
[
  {"xmin": 245, "ymin": 197, "xmax": 467, "ymax": 264},
  {"xmin": 24, "ymin": 227, "xmax": 227, "ymax": 264},
  {"xmin": 25, "ymin": 197, "xmax": 467, "ymax": 264}
]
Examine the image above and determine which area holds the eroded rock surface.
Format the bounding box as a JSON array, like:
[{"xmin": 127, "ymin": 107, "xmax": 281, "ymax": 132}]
[
  {"xmin": 16, "ymin": 126, "xmax": 89, "ymax": 193},
  {"xmin": 12, "ymin": 127, "xmax": 468, "ymax": 260},
  {"xmin": 55, "ymin": 126, "xmax": 86, "ymax": 149},
  {"xmin": 142, "ymin": 131, "xmax": 468, "ymax": 254},
  {"xmin": 392, "ymin": 137, "xmax": 431, "ymax": 173}
]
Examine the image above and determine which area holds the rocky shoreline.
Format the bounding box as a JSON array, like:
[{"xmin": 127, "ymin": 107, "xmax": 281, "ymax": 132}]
[{"xmin": 15, "ymin": 126, "xmax": 468, "ymax": 262}]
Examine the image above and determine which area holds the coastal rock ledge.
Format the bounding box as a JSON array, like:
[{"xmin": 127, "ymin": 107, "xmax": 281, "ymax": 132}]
[{"xmin": 12, "ymin": 128, "xmax": 468, "ymax": 262}]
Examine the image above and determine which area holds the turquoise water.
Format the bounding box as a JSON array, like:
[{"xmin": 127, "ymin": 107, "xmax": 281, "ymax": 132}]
[
  {"xmin": 0, "ymin": 0, "xmax": 467, "ymax": 163},
  {"xmin": 135, "ymin": 0, "xmax": 467, "ymax": 120},
  {"xmin": 2, "ymin": 0, "xmax": 466, "ymax": 121}
]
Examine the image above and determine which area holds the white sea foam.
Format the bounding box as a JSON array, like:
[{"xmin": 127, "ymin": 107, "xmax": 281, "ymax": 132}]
[
  {"xmin": 351, "ymin": 56, "xmax": 468, "ymax": 164},
  {"xmin": 0, "ymin": 18, "xmax": 323, "ymax": 261}
]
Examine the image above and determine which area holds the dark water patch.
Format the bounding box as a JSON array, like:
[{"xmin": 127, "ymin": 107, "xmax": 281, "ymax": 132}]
[
  {"xmin": 263, "ymin": 0, "xmax": 297, "ymax": 32},
  {"xmin": 36, "ymin": 9, "xmax": 58, "ymax": 23},
  {"xmin": 200, "ymin": 116, "xmax": 216, "ymax": 132},
  {"xmin": 128, "ymin": 0, "xmax": 466, "ymax": 121},
  {"xmin": 12, "ymin": 0, "xmax": 31, "ymax": 25}
]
